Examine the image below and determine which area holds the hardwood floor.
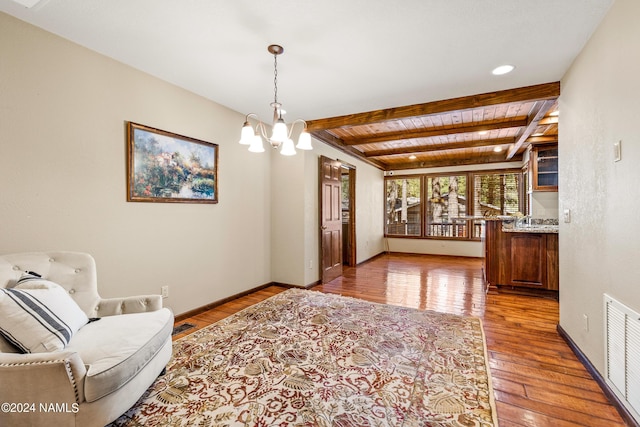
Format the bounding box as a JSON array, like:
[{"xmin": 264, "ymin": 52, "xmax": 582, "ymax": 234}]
[{"xmin": 174, "ymin": 253, "xmax": 627, "ymax": 426}]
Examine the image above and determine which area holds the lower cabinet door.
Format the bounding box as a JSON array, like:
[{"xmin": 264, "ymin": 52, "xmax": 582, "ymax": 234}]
[{"xmin": 509, "ymin": 233, "xmax": 546, "ymax": 287}]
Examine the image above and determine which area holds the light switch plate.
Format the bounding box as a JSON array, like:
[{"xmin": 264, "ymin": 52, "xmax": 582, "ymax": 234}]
[
  {"xmin": 614, "ymin": 140, "xmax": 622, "ymax": 162},
  {"xmin": 563, "ymin": 209, "xmax": 571, "ymax": 223}
]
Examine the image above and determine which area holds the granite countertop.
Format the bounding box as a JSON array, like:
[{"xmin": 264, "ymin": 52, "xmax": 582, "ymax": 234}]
[
  {"xmin": 503, "ymin": 225, "xmax": 559, "ymax": 233},
  {"xmin": 502, "ymin": 218, "xmax": 559, "ymax": 234}
]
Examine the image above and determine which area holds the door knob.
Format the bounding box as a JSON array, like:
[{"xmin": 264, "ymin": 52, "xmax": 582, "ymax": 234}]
[{"xmin": 321, "ymin": 226, "xmax": 327, "ymax": 230}]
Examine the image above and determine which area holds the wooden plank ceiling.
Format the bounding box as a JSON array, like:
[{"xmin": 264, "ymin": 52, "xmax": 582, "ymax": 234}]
[{"xmin": 306, "ymin": 82, "xmax": 560, "ymax": 171}]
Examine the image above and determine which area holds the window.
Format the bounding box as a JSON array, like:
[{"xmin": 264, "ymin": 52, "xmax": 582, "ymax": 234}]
[
  {"xmin": 385, "ymin": 177, "xmax": 421, "ymax": 236},
  {"xmin": 472, "ymin": 171, "xmax": 523, "ymax": 238},
  {"xmin": 426, "ymin": 175, "xmax": 467, "ymax": 237},
  {"xmin": 385, "ymin": 169, "xmax": 524, "ymax": 240}
]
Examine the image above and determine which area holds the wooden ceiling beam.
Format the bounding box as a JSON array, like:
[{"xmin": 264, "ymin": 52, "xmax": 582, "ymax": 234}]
[
  {"xmin": 305, "ymin": 82, "xmax": 560, "ymax": 132},
  {"xmin": 538, "ymin": 117, "xmax": 559, "ymax": 125},
  {"xmin": 341, "ymin": 118, "xmax": 527, "ymax": 146},
  {"xmin": 506, "ymin": 99, "xmax": 556, "ymax": 159},
  {"xmin": 365, "ymin": 137, "xmax": 516, "ymax": 158},
  {"xmin": 527, "ymin": 135, "xmax": 558, "ymax": 144},
  {"xmin": 388, "ymin": 153, "xmax": 524, "ymax": 171},
  {"xmin": 311, "ymin": 130, "xmax": 385, "ymax": 170}
]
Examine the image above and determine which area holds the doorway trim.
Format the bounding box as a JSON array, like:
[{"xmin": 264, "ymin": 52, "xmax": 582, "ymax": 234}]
[{"xmin": 341, "ymin": 161, "xmax": 357, "ymax": 267}]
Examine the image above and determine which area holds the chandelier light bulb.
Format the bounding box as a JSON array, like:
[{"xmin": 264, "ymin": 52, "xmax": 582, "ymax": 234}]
[
  {"xmin": 280, "ymin": 139, "xmax": 297, "ymax": 156},
  {"xmin": 296, "ymin": 130, "xmax": 313, "ymax": 150},
  {"xmin": 270, "ymin": 118, "xmax": 288, "ymax": 144},
  {"xmin": 248, "ymin": 134, "xmax": 265, "ymax": 153},
  {"xmin": 239, "ymin": 121, "xmax": 254, "ymax": 145}
]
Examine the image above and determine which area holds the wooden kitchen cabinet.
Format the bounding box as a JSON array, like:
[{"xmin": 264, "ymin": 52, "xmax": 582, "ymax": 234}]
[
  {"xmin": 531, "ymin": 145, "xmax": 558, "ymax": 191},
  {"xmin": 545, "ymin": 232, "xmax": 559, "ymax": 291},
  {"xmin": 510, "ymin": 233, "xmax": 546, "ymax": 287},
  {"xmin": 484, "ymin": 220, "xmax": 559, "ymax": 293},
  {"xmin": 483, "ymin": 220, "xmax": 506, "ymax": 289}
]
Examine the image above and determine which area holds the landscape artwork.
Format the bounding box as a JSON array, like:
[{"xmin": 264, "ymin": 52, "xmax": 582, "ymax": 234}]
[{"xmin": 127, "ymin": 122, "xmax": 218, "ymax": 203}]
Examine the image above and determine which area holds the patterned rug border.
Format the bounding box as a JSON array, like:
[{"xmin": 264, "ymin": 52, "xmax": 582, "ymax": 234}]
[
  {"xmin": 116, "ymin": 288, "xmax": 499, "ymax": 426},
  {"xmin": 175, "ymin": 289, "xmax": 481, "ymax": 343}
]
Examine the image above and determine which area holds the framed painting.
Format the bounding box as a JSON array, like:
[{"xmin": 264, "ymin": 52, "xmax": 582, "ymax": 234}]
[{"xmin": 126, "ymin": 122, "xmax": 218, "ymax": 203}]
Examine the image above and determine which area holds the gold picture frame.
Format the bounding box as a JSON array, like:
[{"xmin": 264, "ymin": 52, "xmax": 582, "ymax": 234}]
[{"xmin": 126, "ymin": 122, "xmax": 218, "ymax": 203}]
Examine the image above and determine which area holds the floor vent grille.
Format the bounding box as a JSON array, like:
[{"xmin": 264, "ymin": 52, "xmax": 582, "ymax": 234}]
[{"xmin": 172, "ymin": 322, "xmax": 196, "ymax": 336}]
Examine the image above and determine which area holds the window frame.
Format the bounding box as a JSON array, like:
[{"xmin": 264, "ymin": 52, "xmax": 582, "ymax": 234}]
[
  {"xmin": 424, "ymin": 173, "xmax": 470, "ymax": 239},
  {"xmin": 384, "ymin": 174, "xmax": 424, "ymax": 238},
  {"xmin": 384, "ymin": 167, "xmax": 524, "ymax": 241}
]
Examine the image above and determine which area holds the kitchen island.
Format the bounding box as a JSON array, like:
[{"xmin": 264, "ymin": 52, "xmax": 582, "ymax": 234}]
[{"xmin": 483, "ymin": 218, "xmax": 559, "ymax": 296}]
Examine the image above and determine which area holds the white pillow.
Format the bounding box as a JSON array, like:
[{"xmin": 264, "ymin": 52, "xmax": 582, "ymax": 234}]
[{"xmin": 0, "ymin": 274, "xmax": 89, "ymax": 353}]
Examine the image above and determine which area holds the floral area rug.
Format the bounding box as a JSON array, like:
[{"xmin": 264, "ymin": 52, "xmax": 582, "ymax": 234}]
[{"xmin": 110, "ymin": 289, "xmax": 497, "ymax": 426}]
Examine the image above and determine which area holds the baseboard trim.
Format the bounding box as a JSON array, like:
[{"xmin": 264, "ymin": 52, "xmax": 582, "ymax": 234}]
[
  {"xmin": 357, "ymin": 251, "xmax": 386, "ymax": 266},
  {"xmin": 271, "ymin": 281, "xmax": 319, "ymax": 290},
  {"xmin": 557, "ymin": 324, "xmax": 639, "ymax": 427},
  {"xmin": 386, "ymin": 251, "xmax": 483, "ymax": 260},
  {"xmin": 174, "ymin": 282, "xmax": 276, "ymax": 321}
]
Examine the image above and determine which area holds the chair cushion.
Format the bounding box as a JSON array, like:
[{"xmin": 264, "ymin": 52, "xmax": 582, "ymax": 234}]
[
  {"xmin": 65, "ymin": 308, "xmax": 173, "ymax": 402},
  {"xmin": 0, "ymin": 276, "xmax": 89, "ymax": 353}
]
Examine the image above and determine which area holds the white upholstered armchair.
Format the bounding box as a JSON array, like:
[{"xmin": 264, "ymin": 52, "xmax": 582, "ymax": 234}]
[{"xmin": 0, "ymin": 251, "xmax": 174, "ymax": 427}]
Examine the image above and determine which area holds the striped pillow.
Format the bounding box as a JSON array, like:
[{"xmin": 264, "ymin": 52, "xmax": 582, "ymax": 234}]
[{"xmin": 0, "ymin": 274, "xmax": 89, "ymax": 353}]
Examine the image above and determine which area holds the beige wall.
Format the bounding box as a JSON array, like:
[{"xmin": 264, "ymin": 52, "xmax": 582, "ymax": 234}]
[
  {"xmin": 531, "ymin": 192, "xmax": 559, "ymax": 219},
  {"xmin": 559, "ymin": 0, "xmax": 640, "ymax": 374},
  {"xmin": 270, "ymin": 149, "xmax": 306, "ymax": 285},
  {"xmin": 0, "ymin": 12, "xmax": 385, "ymax": 313},
  {"xmin": 0, "ymin": 12, "xmax": 273, "ymax": 315},
  {"xmin": 301, "ymin": 142, "xmax": 386, "ymax": 286},
  {"xmin": 270, "ymin": 137, "xmax": 386, "ymax": 287}
]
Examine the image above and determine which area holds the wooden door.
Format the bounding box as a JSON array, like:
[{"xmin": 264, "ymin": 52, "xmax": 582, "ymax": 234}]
[{"xmin": 320, "ymin": 156, "xmax": 342, "ymax": 283}]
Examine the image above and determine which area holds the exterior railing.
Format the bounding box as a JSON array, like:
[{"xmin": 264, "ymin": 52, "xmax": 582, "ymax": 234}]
[
  {"xmin": 386, "ymin": 219, "xmax": 485, "ymax": 239},
  {"xmin": 386, "ymin": 223, "xmax": 421, "ymax": 236}
]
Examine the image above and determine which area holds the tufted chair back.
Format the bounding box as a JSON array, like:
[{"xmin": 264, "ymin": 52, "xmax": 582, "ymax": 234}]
[{"xmin": 0, "ymin": 251, "xmax": 101, "ymax": 318}]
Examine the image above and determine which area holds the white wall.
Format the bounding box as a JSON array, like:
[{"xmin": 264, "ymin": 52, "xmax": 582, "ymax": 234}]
[
  {"xmin": 268, "ymin": 140, "xmax": 385, "ymax": 287},
  {"xmin": 0, "ymin": 12, "xmax": 385, "ymax": 310},
  {"xmin": 386, "ymin": 238, "xmax": 482, "ymax": 257},
  {"xmin": 531, "ymin": 191, "xmax": 559, "ymax": 219},
  {"xmin": 301, "ymin": 143, "xmax": 386, "ymax": 286},
  {"xmin": 0, "ymin": 13, "xmax": 272, "ymax": 316},
  {"xmin": 559, "ymin": 0, "xmax": 640, "ymax": 374},
  {"xmin": 270, "ymin": 150, "xmax": 306, "ymax": 285}
]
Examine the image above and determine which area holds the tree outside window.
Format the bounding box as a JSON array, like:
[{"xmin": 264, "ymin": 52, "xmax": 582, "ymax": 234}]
[
  {"xmin": 426, "ymin": 175, "xmax": 467, "ymax": 237},
  {"xmin": 385, "ymin": 169, "xmax": 523, "ymax": 240},
  {"xmin": 472, "ymin": 172, "xmax": 522, "ymax": 237},
  {"xmin": 385, "ymin": 178, "xmax": 421, "ymax": 236}
]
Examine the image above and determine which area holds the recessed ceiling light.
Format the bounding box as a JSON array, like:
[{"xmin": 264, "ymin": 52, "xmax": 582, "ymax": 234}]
[
  {"xmin": 492, "ymin": 65, "xmax": 515, "ymax": 75},
  {"xmin": 478, "ymin": 131, "xmax": 489, "ymax": 135},
  {"xmin": 10, "ymin": 0, "xmax": 43, "ymax": 7},
  {"xmin": 493, "ymin": 146, "xmax": 503, "ymax": 153},
  {"xmin": 549, "ymin": 110, "xmax": 559, "ymax": 116},
  {"xmin": 409, "ymin": 155, "xmax": 417, "ymax": 160},
  {"xmin": 532, "ymin": 132, "xmax": 544, "ymax": 137}
]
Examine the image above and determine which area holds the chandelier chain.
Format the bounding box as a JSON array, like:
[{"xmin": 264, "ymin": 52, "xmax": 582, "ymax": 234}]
[{"xmin": 273, "ymin": 52, "xmax": 278, "ymax": 105}]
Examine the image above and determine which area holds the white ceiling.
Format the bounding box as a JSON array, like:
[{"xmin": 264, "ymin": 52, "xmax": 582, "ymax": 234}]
[{"xmin": 1, "ymin": 0, "xmax": 613, "ymax": 122}]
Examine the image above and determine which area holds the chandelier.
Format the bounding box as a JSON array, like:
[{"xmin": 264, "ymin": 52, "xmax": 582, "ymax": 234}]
[{"xmin": 238, "ymin": 45, "xmax": 312, "ymax": 156}]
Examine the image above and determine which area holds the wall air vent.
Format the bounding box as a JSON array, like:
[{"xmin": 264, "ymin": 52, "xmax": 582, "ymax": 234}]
[{"xmin": 604, "ymin": 294, "xmax": 640, "ymax": 422}]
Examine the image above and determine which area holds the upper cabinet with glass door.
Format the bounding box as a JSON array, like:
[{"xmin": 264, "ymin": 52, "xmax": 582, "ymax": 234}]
[{"xmin": 531, "ymin": 145, "xmax": 558, "ymax": 191}]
